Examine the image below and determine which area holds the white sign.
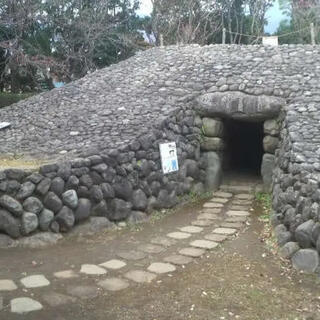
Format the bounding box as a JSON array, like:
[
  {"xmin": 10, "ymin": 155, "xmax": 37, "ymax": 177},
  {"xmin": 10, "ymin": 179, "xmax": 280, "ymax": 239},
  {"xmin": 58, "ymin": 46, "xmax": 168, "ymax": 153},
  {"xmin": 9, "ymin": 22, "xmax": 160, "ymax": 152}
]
[
  {"xmin": 159, "ymin": 142, "xmax": 179, "ymax": 174},
  {"xmin": 0, "ymin": 122, "xmax": 11, "ymax": 130},
  {"xmin": 262, "ymin": 36, "xmax": 279, "ymax": 46}
]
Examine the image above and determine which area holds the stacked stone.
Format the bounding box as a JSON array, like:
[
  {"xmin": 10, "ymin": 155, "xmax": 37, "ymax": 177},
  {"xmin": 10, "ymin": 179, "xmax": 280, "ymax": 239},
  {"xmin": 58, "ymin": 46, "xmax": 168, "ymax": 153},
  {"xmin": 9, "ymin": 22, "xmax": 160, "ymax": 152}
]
[
  {"xmin": 0, "ymin": 107, "xmax": 206, "ymax": 239},
  {"xmin": 199, "ymin": 117, "xmax": 224, "ymax": 190},
  {"xmin": 261, "ymin": 119, "xmax": 280, "ymax": 190}
]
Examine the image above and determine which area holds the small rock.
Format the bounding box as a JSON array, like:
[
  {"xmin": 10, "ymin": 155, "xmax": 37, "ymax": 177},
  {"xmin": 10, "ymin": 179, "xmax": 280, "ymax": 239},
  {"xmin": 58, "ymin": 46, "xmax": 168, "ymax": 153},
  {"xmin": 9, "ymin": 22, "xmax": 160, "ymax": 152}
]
[
  {"xmin": 74, "ymin": 198, "xmax": 92, "ymax": 222},
  {"xmin": 21, "ymin": 212, "xmax": 38, "ymax": 235},
  {"xmin": 147, "ymin": 262, "xmax": 176, "ymax": 274},
  {"xmin": 0, "ymin": 195, "xmax": 23, "ymax": 217},
  {"xmin": 39, "ymin": 209, "xmax": 54, "ymax": 231},
  {"xmin": 44, "ymin": 192, "xmax": 63, "ymax": 213},
  {"xmin": 23, "ymin": 197, "xmax": 43, "ymax": 215},
  {"xmin": 55, "ymin": 206, "xmax": 75, "ymax": 232},
  {"xmin": 16, "ymin": 182, "xmax": 36, "ymax": 200},
  {"xmin": 292, "ymin": 249, "xmax": 320, "ymax": 273},
  {"xmin": 62, "ymin": 190, "xmax": 79, "ymax": 209},
  {"xmin": 279, "ymin": 242, "xmax": 300, "ymax": 259}
]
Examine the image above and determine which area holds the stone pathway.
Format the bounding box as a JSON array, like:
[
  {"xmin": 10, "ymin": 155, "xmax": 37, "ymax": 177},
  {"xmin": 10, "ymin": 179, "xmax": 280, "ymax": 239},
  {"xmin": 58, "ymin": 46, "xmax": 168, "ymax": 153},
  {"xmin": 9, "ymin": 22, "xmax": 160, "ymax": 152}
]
[{"xmin": 0, "ymin": 188, "xmax": 254, "ymax": 315}]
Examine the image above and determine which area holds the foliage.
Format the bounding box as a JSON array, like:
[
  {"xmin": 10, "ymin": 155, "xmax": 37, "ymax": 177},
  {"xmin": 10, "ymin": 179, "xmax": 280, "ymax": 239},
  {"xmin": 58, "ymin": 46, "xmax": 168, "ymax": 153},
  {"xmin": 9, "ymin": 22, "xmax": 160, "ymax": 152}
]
[
  {"xmin": 0, "ymin": 92, "xmax": 33, "ymax": 108},
  {"xmin": 255, "ymin": 192, "xmax": 272, "ymax": 221}
]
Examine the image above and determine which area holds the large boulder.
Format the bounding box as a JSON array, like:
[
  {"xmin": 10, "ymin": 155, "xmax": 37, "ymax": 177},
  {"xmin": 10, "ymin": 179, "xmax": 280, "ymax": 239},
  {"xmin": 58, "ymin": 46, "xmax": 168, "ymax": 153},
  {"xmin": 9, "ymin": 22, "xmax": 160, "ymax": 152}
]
[
  {"xmin": 202, "ymin": 118, "xmax": 224, "ymax": 137},
  {"xmin": 0, "ymin": 209, "xmax": 20, "ymax": 238},
  {"xmin": 204, "ymin": 152, "xmax": 222, "ymax": 191},
  {"xmin": 295, "ymin": 219, "xmax": 315, "ymax": 248},
  {"xmin": 39, "ymin": 209, "xmax": 54, "ymax": 231},
  {"xmin": 264, "ymin": 119, "xmax": 280, "ymax": 136},
  {"xmin": 114, "ymin": 179, "xmax": 133, "ymax": 201},
  {"xmin": 263, "ymin": 136, "xmax": 279, "ymax": 154},
  {"xmin": 44, "ymin": 192, "xmax": 63, "ymax": 213},
  {"xmin": 292, "ymin": 249, "xmax": 319, "ymax": 273},
  {"xmin": 16, "ymin": 182, "xmax": 36, "ymax": 200},
  {"xmin": 132, "ymin": 189, "xmax": 148, "ymax": 211},
  {"xmin": 23, "ymin": 197, "xmax": 43, "ymax": 215},
  {"xmin": 62, "ymin": 190, "xmax": 78, "ymax": 209},
  {"xmin": 261, "ymin": 154, "xmax": 275, "ymax": 191},
  {"xmin": 74, "ymin": 198, "xmax": 92, "ymax": 222},
  {"xmin": 55, "ymin": 206, "xmax": 75, "ymax": 232},
  {"xmin": 279, "ymin": 242, "xmax": 300, "ymax": 259},
  {"xmin": 109, "ymin": 199, "xmax": 132, "ymax": 221},
  {"xmin": 200, "ymin": 137, "xmax": 224, "ymax": 151},
  {"xmin": 21, "ymin": 212, "xmax": 39, "ymax": 235},
  {"xmin": 0, "ymin": 195, "xmax": 23, "ymax": 217}
]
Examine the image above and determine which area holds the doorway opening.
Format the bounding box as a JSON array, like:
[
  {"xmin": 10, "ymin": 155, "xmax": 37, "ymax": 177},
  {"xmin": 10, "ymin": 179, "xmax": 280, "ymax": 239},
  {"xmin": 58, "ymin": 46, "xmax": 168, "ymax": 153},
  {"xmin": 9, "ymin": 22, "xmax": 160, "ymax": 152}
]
[{"xmin": 223, "ymin": 119, "xmax": 264, "ymax": 177}]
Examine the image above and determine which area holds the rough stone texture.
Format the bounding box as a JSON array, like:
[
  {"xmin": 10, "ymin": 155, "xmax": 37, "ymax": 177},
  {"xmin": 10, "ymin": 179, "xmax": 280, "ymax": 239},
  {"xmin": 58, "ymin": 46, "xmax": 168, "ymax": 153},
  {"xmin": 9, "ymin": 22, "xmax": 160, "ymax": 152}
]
[
  {"xmin": 261, "ymin": 154, "xmax": 275, "ymax": 191},
  {"xmin": 18, "ymin": 232, "xmax": 62, "ymax": 248},
  {"xmin": 292, "ymin": 249, "xmax": 320, "ymax": 273},
  {"xmin": 190, "ymin": 240, "xmax": 218, "ymax": 249},
  {"xmin": 295, "ymin": 219, "xmax": 315, "ymax": 248},
  {"xmin": 279, "ymin": 242, "xmax": 300, "ymax": 259},
  {"xmin": 263, "ymin": 135, "xmax": 279, "ymax": 154},
  {"xmin": 43, "ymin": 292, "xmax": 77, "ymax": 307},
  {"xmin": 21, "ymin": 212, "xmax": 38, "ymax": 235},
  {"xmin": 204, "ymin": 152, "xmax": 222, "ymax": 191},
  {"xmin": 179, "ymin": 247, "xmax": 205, "ymax": 257},
  {"xmin": 74, "ymin": 198, "xmax": 91, "ymax": 222},
  {"xmin": 138, "ymin": 243, "xmax": 165, "ymax": 254},
  {"xmin": 55, "ymin": 206, "xmax": 75, "ymax": 232},
  {"xmin": 0, "ymin": 44, "xmax": 319, "ymax": 273},
  {"xmin": 23, "ymin": 197, "xmax": 43, "ymax": 215},
  {"xmin": 0, "ymin": 209, "xmax": 20, "ymax": 238},
  {"xmin": 164, "ymin": 254, "xmax": 193, "ymax": 265},
  {"xmin": 117, "ymin": 250, "xmax": 146, "ymax": 261},
  {"xmin": 62, "ymin": 190, "xmax": 79, "ymax": 209},
  {"xmin": 0, "ymin": 195, "xmax": 23, "ymax": 217},
  {"xmin": 202, "ymin": 118, "xmax": 224, "ymax": 137},
  {"xmin": 11, "ymin": 297, "xmax": 43, "ymax": 314}
]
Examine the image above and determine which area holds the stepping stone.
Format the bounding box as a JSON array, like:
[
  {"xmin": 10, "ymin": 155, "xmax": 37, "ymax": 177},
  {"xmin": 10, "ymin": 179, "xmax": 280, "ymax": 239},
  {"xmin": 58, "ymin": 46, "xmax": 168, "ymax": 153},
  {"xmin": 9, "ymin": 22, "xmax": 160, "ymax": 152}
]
[
  {"xmin": 80, "ymin": 264, "xmax": 107, "ymax": 275},
  {"xmin": 0, "ymin": 296, "xmax": 3, "ymax": 311},
  {"xmin": 192, "ymin": 220, "xmax": 214, "ymax": 227},
  {"xmin": 99, "ymin": 259, "xmax": 127, "ymax": 270},
  {"xmin": 164, "ymin": 255, "xmax": 193, "ymax": 265},
  {"xmin": 212, "ymin": 228, "xmax": 237, "ymax": 235},
  {"xmin": 180, "ymin": 226, "xmax": 203, "ymax": 233},
  {"xmin": 11, "ymin": 297, "xmax": 43, "ymax": 314},
  {"xmin": 210, "ymin": 197, "xmax": 229, "ymax": 204},
  {"xmin": 167, "ymin": 232, "xmax": 191, "ymax": 239},
  {"xmin": 54, "ymin": 270, "xmax": 79, "ymax": 279},
  {"xmin": 203, "ymin": 202, "xmax": 223, "ymax": 208},
  {"xmin": 20, "ymin": 275, "xmax": 50, "ymax": 288},
  {"xmin": 198, "ymin": 213, "xmax": 219, "ymax": 220},
  {"xmin": 124, "ymin": 270, "xmax": 156, "ymax": 283},
  {"xmin": 179, "ymin": 247, "xmax": 205, "ymax": 258},
  {"xmin": 226, "ymin": 216, "xmax": 247, "ymax": 223},
  {"xmin": 201, "ymin": 208, "xmax": 222, "ymax": 214},
  {"xmin": 235, "ymin": 194, "xmax": 254, "ymax": 200},
  {"xmin": 190, "ymin": 240, "xmax": 218, "ymax": 250},
  {"xmin": 232, "ymin": 199, "xmax": 252, "ymax": 205},
  {"xmin": 43, "ymin": 292, "xmax": 76, "ymax": 307},
  {"xmin": 0, "ymin": 279, "xmax": 17, "ymax": 291},
  {"xmin": 138, "ymin": 243, "xmax": 165, "ymax": 254},
  {"xmin": 213, "ymin": 191, "xmax": 233, "ymax": 198},
  {"xmin": 117, "ymin": 250, "xmax": 146, "ymax": 261},
  {"xmin": 204, "ymin": 234, "xmax": 227, "ymax": 242},
  {"xmin": 147, "ymin": 262, "xmax": 176, "ymax": 274},
  {"xmin": 98, "ymin": 278, "xmax": 129, "ymax": 291},
  {"xmin": 227, "ymin": 210, "xmax": 250, "ymax": 217},
  {"xmin": 151, "ymin": 236, "xmax": 177, "ymax": 247},
  {"xmin": 220, "ymin": 222, "xmax": 243, "ymax": 229},
  {"xmin": 67, "ymin": 285, "xmax": 99, "ymax": 299},
  {"xmin": 230, "ymin": 205, "xmax": 250, "ymax": 211}
]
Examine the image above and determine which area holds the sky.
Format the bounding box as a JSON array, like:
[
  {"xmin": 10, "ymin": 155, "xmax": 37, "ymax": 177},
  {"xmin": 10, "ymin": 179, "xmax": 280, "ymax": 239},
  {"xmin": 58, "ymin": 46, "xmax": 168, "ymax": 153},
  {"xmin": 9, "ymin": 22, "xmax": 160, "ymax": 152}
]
[{"xmin": 136, "ymin": 0, "xmax": 286, "ymax": 35}]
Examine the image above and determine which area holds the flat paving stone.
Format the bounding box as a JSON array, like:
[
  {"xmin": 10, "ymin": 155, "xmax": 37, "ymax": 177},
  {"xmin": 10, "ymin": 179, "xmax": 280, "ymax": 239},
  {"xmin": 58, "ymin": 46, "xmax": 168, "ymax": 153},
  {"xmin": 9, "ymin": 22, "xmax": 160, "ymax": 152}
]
[
  {"xmin": 190, "ymin": 240, "xmax": 218, "ymax": 250},
  {"xmin": 20, "ymin": 275, "xmax": 50, "ymax": 288},
  {"xmin": 138, "ymin": 243, "xmax": 165, "ymax": 254},
  {"xmin": 164, "ymin": 255, "xmax": 193, "ymax": 265},
  {"xmin": 203, "ymin": 202, "xmax": 223, "ymax": 208},
  {"xmin": 0, "ymin": 296, "xmax": 3, "ymax": 311},
  {"xmin": 43, "ymin": 292, "xmax": 77, "ymax": 307},
  {"xmin": 98, "ymin": 278, "xmax": 129, "ymax": 291},
  {"xmin": 212, "ymin": 228, "xmax": 237, "ymax": 235},
  {"xmin": 151, "ymin": 236, "xmax": 177, "ymax": 247},
  {"xmin": 210, "ymin": 197, "xmax": 229, "ymax": 203},
  {"xmin": 11, "ymin": 297, "xmax": 43, "ymax": 314},
  {"xmin": 201, "ymin": 208, "xmax": 222, "ymax": 214},
  {"xmin": 99, "ymin": 259, "xmax": 127, "ymax": 270},
  {"xmin": 198, "ymin": 213, "xmax": 219, "ymax": 220},
  {"xmin": 80, "ymin": 264, "xmax": 107, "ymax": 275},
  {"xmin": 67, "ymin": 285, "xmax": 99, "ymax": 299},
  {"xmin": 226, "ymin": 216, "xmax": 247, "ymax": 223},
  {"xmin": 235, "ymin": 194, "xmax": 254, "ymax": 200},
  {"xmin": 226, "ymin": 210, "xmax": 250, "ymax": 217},
  {"xmin": 148, "ymin": 262, "xmax": 176, "ymax": 274},
  {"xmin": 167, "ymin": 232, "xmax": 191, "ymax": 239},
  {"xmin": 117, "ymin": 250, "xmax": 146, "ymax": 261},
  {"xmin": 232, "ymin": 199, "xmax": 252, "ymax": 205},
  {"xmin": 220, "ymin": 222, "xmax": 243, "ymax": 229},
  {"xmin": 0, "ymin": 279, "xmax": 17, "ymax": 291},
  {"xmin": 54, "ymin": 270, "xmax": 79, "ymax": 279},
  {"xmin": 213, "ymin": 191, "xmax": 233, "ymax": 198},
  {"xmin": 124, "ymin": 270, "xmax": 157, "ymax": 283},
  {"xmin": 230, "ymin": 205, "xmax": 250, "ymax": 211},
  {"xmin": 179, "ymin": 226, "xmax": 203, "ymax": 233},
  {"xmin": 179, "ymin": 247, "xmax": 205, "ymax": 258},
  {"xmin": 205, "ymin": 234, "xmax": 227, "ymax": 242},
  {"xmin": 192, "ymin": 219, "xmax": 214, "ymax": 227}
]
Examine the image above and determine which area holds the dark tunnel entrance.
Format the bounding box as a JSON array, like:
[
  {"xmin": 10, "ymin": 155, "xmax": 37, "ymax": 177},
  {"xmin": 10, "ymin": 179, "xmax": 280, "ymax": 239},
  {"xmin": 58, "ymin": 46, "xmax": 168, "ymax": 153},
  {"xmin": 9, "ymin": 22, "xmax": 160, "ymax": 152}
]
[{"xmin": 224, "ymin": 119, "xmax": 264, "ymax": 176}]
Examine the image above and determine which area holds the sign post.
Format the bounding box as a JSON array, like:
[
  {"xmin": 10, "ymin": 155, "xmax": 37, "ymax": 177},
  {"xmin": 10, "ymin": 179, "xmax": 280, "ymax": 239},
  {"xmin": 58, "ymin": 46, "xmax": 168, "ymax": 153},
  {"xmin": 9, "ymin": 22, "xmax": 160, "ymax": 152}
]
[{"xmin": 159, "ymin": 142, "xmax": 179, "ymax": 174}]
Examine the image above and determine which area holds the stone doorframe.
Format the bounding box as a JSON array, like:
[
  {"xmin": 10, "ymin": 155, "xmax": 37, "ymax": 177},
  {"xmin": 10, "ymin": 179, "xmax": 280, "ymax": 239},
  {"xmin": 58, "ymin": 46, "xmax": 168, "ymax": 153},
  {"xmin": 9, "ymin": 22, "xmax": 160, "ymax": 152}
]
[{"xmin": 194, "ymin": 91, "xmax": 285, "ymax": 191}]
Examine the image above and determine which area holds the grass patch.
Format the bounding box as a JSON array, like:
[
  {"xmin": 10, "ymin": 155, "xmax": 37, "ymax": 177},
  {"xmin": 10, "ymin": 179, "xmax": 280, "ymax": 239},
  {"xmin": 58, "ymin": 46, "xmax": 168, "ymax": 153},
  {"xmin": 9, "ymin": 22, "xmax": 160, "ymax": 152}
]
[
  {"xmin": 0, "ymin": 92, "xmax": 34, "ymax": 108},
  {"xmin": 255, "ymin": 192, "xmax": 272, "ymax": 221}
]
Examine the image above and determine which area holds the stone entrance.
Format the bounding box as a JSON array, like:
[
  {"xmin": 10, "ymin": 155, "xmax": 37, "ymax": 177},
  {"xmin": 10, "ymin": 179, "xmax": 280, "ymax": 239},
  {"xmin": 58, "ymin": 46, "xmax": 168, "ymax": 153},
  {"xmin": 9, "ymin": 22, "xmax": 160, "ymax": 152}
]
[{"xmin": 196, "ymin": 91, "xmax": 283, "ymax": 191}]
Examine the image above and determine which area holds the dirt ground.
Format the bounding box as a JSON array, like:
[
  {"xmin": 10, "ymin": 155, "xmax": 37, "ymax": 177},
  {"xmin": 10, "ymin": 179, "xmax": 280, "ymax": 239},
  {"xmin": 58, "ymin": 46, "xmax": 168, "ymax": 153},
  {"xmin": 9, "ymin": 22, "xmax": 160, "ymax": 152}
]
[{"xmin": 1, "ymin": 198, "xmax": 320, "ymax": 320}]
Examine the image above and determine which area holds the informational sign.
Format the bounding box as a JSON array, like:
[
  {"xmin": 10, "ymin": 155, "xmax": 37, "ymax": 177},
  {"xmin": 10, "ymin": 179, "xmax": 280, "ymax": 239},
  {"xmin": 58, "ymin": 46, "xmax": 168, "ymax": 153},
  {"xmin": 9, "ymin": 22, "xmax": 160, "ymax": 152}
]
[
  {"xmin": 0, "ymin": 122, "xmax": 11, "ymax": 130},
  {"xmin": 262, "ymin": 36, "xmax": 279, "ymax": 46},
  {"xmin": 159, "ymin": 142, "xmax": 179, "ymax": 174}
]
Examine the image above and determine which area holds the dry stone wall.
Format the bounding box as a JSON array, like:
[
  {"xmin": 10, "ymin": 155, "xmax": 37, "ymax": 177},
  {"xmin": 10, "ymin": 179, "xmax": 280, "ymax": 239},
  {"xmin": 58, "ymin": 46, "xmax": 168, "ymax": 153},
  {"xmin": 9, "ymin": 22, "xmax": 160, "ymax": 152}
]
[{"xmin": 0, "ymin": 44, "xmax": 320, "ymax": 271}]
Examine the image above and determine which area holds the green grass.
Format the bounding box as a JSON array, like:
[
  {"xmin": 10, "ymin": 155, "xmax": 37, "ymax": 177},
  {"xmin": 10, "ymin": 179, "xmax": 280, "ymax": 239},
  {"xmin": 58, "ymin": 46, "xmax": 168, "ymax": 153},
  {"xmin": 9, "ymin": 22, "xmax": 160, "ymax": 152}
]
[
  {"xmin": 0, "ymin": 92, "xmax": 34, "ymax": 108},
  {"xmin": 255, "ymin": 192, "xmax": 272, "ymax": 221}
]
